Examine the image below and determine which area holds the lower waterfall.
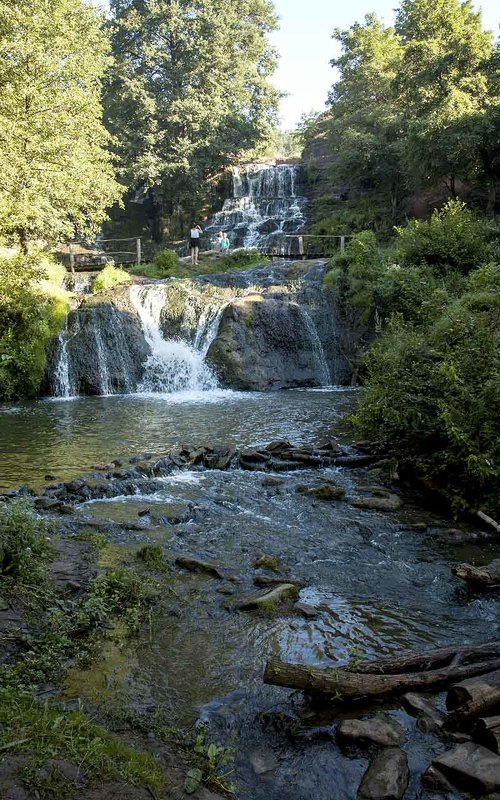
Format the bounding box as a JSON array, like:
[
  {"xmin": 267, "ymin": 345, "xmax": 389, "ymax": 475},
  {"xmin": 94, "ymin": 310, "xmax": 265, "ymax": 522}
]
[{"xmin": 129, "ymin": 284, "xmax": 220, "ymax": 393}]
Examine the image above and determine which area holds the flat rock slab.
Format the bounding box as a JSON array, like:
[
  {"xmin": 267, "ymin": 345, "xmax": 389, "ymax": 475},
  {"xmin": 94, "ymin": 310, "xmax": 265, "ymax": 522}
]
[
  {"xmin": 358, "ymin": 748, "xmax": 409, "ymax": 800},
  {"xmin": 296, "ymin": 483, "xmax": 345, "ymax": 501},
  {"xmin": 430, "ymin": 742, "xmax": 500, "ymax": 795},
  {"xmin": 338, "ymin": 716, "xmax": 405, "ymax": 748},
  {"xmin": 236, "ymin": 583, "xmax": 299, "ymax": 611},
  {"xmin": 175, "ymin": 556, "xmax": 224, "ymax": 579},
  {"xmin": 352, "ymin": 495, "xmax": 402, "ymax": 512}
]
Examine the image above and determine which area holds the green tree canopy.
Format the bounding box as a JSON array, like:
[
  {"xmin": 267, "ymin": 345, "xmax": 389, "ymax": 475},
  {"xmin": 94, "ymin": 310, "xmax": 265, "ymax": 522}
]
[
  {"xmin": 105, "ymin": 0, "xmax": 280, "ymax": 238},
  {"xmin": 0, "ymin": 0, "xmax": 122, "ymax": 251}
]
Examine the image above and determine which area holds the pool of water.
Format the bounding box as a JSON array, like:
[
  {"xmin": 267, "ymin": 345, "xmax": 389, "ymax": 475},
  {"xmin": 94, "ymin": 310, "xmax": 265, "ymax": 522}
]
[{"xmin": 0, "ymin": 388, "xmax": 355, "ymax": 490}]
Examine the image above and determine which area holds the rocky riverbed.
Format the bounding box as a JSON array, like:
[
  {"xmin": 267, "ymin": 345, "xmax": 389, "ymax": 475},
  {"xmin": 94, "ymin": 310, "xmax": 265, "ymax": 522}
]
[{"xmin": 1, "ymin": 409, "xmax": 500, "ymax": 799}]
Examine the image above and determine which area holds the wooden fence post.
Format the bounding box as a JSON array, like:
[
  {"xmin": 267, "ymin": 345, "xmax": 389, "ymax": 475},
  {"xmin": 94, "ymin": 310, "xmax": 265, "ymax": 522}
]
[
  {"xmin": 298, "ymin": 235, "xmax": 304, "ymax": 259},
  {"xmin": 340, "ymin": 235, "xmax": 346, "ymax": 254},
  {"xmin": 69, "ymin": 243, "xmax": 75, "ymax": 274},
  {"xmin": 136, "ymin": 238, "xmax": 141, "ymax": 266}
]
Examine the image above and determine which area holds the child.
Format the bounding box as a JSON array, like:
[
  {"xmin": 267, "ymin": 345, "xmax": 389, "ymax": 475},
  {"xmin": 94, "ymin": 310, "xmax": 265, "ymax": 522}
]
[{"xmin": 219, "ymin": 232, "xmax": 230, "ymax": 254}]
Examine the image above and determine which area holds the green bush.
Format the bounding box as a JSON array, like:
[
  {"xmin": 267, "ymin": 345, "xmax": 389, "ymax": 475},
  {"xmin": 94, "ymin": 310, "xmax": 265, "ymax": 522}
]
[
  {"xmin": 394, "ymin": 200, "xmax": 495, "ymax": 274},
  {"xmin": 92, "ymin": 262, "xmax": 132, "ymax": 293},
  {"xmin": 0, "ymin": 254, "xmax": 69, "ymax": 400},
  {"xmin": 354, "ymin": 272, "xmax": 500, "ymax": 512},
  {"xmin": 153, "ymin": 248, "xmax": 181, "ymax": 274},
  {"xmin": 219, "ymin": 248, "xmax": 265, "ymax": 269},
  {"xmin": 0, "ymin": 500, "xmax": 51, "ymax": 583}
]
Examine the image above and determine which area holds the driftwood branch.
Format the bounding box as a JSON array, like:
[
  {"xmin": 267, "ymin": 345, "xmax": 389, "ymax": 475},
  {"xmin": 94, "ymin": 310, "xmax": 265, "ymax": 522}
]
[
  {"xmin": 354, "ymin": 642, "xmax": 500, "ymax": 675},
  {"xmin": 263, "ymin": 658, "xmax": 500, "ymax": 699},
  {"xmin": 446, "ymin": 670, "xmax": 500, "ymax": 728},
  {"xmin": 451, "ymin": 560, "xmax": 500, "ymax": 590},
  {"xmin": 472, "ymin": 716, "xmax": 500, "ymax": 754}
]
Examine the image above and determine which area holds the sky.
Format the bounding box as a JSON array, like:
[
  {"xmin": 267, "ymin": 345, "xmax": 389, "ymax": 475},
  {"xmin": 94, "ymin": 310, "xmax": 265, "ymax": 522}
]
[{"xmin": 270, "ymin": 0, "xmax": 500, "ymax": 130}]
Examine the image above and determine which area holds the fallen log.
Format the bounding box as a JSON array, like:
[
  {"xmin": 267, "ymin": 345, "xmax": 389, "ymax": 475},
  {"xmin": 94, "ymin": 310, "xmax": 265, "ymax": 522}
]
[
  {"xmin": 447, "ymin": 669, "xmax": 500, "ymax": 711},
  {"xmin": 451, "ymin": 559, "xmax": 500, "ymax": 589},
  {"xmin": 263, "ymin": 658, "xmax": 500, "ymax": 699},
  {"xmin": 355, "ymin": 641, "xmax": 500, "ymax": 675},
  {"xmin": 472, "ymin": 716, "xmax": 500, "ymax": 754}
]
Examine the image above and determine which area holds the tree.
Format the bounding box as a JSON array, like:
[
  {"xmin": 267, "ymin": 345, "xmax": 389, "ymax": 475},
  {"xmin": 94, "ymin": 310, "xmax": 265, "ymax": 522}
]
[
  {"xmin": 325, "ymin": 15, "xmax": 406, "ymax": 230},
  {"xmin": 395, "ymin": 0, "xmax": 494, "ymax": 197},
  {"xmin": 105, "ymin": 0, "xmax": 280, "ymax": 240},
  {"xmin": 0, "ymin": 0, "xmax": 122, "ymax": 251}
]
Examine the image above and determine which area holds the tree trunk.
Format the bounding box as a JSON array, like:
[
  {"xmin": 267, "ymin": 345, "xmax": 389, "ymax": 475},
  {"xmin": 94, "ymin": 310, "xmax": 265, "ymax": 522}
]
[
  {"xmin": 263, "ymin": 658, "xmax": 500, "ymax": 700},
  {"xmin": 18, "ymin": 227, "xmax": 29, "ymax": 255},
  {"xmin": 355, "ymin": 641, "xmax": 500, "ymax": 675}
]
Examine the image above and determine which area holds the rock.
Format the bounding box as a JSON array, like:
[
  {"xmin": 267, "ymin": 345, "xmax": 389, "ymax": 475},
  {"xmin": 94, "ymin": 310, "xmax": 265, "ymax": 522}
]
[
  {"xmin": 266, "ymin": 439, "xmax": 293, "ymax": 453},
  {"xmin": 401, "ymin": 693, "xmax": 446, "ymax": 733},
  {"xmin": 137, "ymin": 508, "xmax": 150, "ymax": 517},
  {"xmin": 34, "ymin": 496, "xmax": 60, "ymax": 510},
  {"xmin": 402, "ymin": 523, "xmax": 428, "ymax": 532},
  {"xmin": 4, "ymin": 788, "xmax": 29, "ymax": 800},
  {"xmin": 296, "ymin": 483, "xmax": 345, "ymax": 501},
  {"xmin": 337, "ymin": 716, "xmax": 406, "ymax": 749},
  {"xmin": 249, "ymin": 750, "xmax": 278, "ymax": 775},
  {"xmin": 294, "ymin": 602, "xmax": 319, "ymax": 619},
  {"xmin": 0, "ymin": 597, "xmax": 9, "ymax": 611},
  {"xmin": 236, "ymin": 583, "xmax": 299, "ymax": 611},
  {"xmin": 206, "ymin": 295, "xmax": 332, "ymax": 390},
  {"xmin": 261, "ymin": 476, "xmax": 283, "ymax": 487},
  {"xmin": 58, "ymin": 503, "xmax": 76, "ymax": 515},
  {"xmin": 175, "ymin": 556, "xmax": 224, "ymax": 579},
  {"xmin": 253, "ymin": 555, "xmax": 281, "ymax": 572},
  {"xmin": 44, "ymin": 474, "xmax": 58, "ymax": 481},
  {"xmin": 422, "ymin": 764, "xmax": 456, "ymax": 792},
  {"xmin": 357, "ymin": 748, "xmax": 409, "ymax": 800},
  {"xmin": 429, "ymin": 742, "xmax": 500, "ymax": 795},
  {"xmin": 254, "ymin": 575, "xmax": 305, "ymax": 588},
  {"xmin": 352, "ymin": 495, "xmax": 402, "ymax": 512}
]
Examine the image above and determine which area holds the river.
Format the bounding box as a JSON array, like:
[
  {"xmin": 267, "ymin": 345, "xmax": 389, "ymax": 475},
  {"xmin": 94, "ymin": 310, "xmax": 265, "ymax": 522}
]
[{"xmin": 1, "ymin": 388, "xmax": 499, "ymax": 799}]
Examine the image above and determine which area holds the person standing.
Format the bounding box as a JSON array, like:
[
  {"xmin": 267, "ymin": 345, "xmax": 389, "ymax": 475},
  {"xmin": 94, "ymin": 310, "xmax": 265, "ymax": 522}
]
[
  {"xmin": 219, "ymin": 232, "xmax": 230, "ymax": 254},
  {"xmin": 189, "ymin": 223, "xmax": 202, "ymax": 265}
]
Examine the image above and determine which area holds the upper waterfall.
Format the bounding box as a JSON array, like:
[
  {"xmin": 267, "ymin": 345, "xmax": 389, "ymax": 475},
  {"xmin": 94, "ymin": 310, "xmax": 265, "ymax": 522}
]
[{"xmin": 205, "ymin": 163, "xmax": 307, "ymax": 254}]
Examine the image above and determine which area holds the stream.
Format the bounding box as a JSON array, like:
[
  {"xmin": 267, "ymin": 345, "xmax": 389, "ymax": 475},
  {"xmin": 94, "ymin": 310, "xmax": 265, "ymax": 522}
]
[{"xmin": 1, "ymin": 389, "xmax": 499, "ymax": 799}]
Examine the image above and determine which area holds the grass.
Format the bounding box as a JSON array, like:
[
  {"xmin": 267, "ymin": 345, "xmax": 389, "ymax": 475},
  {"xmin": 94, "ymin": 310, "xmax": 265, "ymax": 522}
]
[
  {"xmin": 92, "ymin": 263, "xmax": 132, "ymax": 293},
  {"xmin": 0, "ymin": 687, "xmax": 165, "ymax": 795},
  {"xmin": 129, "ymin": 248, "xmax": 269, "ymax": 280},
  {"xmin": 0, "ymin": 500, "xmax": 52, "ymax": 585}
]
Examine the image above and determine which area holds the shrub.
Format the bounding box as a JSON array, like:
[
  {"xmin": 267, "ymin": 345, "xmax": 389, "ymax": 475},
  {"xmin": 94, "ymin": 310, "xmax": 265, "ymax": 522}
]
[
  {"xmin": 0, "ymin": 254, "xmax": 69, "ymax": 400},
  {"xmin": 153, "ymin": 248, "xmax": 181, "ymax": 274},
  {"xmin": 0, "ymin": 500, "xmax": 51, "ymax": 583},
  {"xmin": 219, "ymin": 248, "xmax": 265, "ymax": 269},
  {"xmin": 92, "ymin": 262, "xmax": 132, "ymax": 293},
  {"xmin": 394, "ymin": 200, "xmax": 495, "ymax": 274}
]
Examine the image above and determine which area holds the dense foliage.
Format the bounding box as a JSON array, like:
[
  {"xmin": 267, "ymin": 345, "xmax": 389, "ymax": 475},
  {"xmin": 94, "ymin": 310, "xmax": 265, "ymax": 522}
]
[
  {"xmin": 305, "ymin": 0, "xmax": 500, "ymax": 235},
  {"xmin": 92, "ymin": 262, "xmax": 132, "ymax": 294},
  {"xmin": 325, "ymin": 203, "xmax": 500, "ymax": 512},
  {"xmin": 0, "ymin": 0, "xmax": 122, "ymax": 250},
  {"xmin": 0, "ymin": 255, "xmax": 69, "ymax": 400},
  {"xmin": 105, "ymin": 0, "xmax": 280, "ymax": 240}
]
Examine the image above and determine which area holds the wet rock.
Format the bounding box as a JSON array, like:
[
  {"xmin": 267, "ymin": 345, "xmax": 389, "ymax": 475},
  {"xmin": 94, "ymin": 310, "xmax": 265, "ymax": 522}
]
[
  {"xmin": 337, "ymin": 716, "xmax": 405, "ymax": 749},
  {"xmin": 267, "ymin": 459, "xmax": 302, "ymax": 472},
  {"xmin": 137, "ymin": 508, "xmax": 150, "ymax": 517},
  {"xmin": 249, "ymin": 749, "xmax": 278, "ymax": 775},
  {"xmin": 294, "ymin": 602, "xmax": 319, "ymax": 619},
  {"xmin": 44, "ymin": 474, "xmax": 58, "ymax": 481},
  {"xmin": 429, "ymin": 742, "xmax": 500, "ymax": 795},
  {"xmin": 266, "ymin": 439, "xmax": 293, "ymax": 453},
  {"xmin": 422, "ymin": 764, "xmax": 456, "ymax": 792},
  {"xmin": 296, "ymin": 483, "xmax": 345, "ymax": 501},
  {"xmin": 253, "ymin": 555, "xmax": 282, "ymax": 572},
  {"xmin": 261, "ymin": 476, "xmax": 284, "ymax": 487},
  {"xmin": 352, "ymin": 495, "xmax": 402, "ymax": 512},
  {"xmin": 175, "ymin": 556, "xmax": 224, "ymax": 579},
  {"xmin": 203, "ymin": 446, "xmax": 235, "ymax": 470},
  {"xmin": 0, "ymin": 597, "xmax": 9, "ymax": 611},
  {"xmin": 357, "ymin": 748, "xmax": 409, "ymax": 800},
  {"xmin": 402, "ymin": 523, "xmax": 428, "ymax": 532},
  {"xmin": 254, "ymin": 575, "xmax": 305, "ymax": 588},
  {"xmin": 236, "ymin": 583, "xmax": 299, "ymax": 611},
  {"xmin": 34, "ymin": 496, "xmax": 61, "ymax": 510},
  {"xmin": 58, "ymin": 503, "xmax": 76, "ymax": 515},
  {"xmin": 401, "ymin": 693, "xmax": 446, "ymax": 733}
]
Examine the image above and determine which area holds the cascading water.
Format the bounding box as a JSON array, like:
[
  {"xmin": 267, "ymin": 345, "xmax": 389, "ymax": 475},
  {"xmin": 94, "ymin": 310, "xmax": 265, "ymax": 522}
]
[
  {"xmin": 51, "ymin": 317, "xmax": 73, "ymax": 398},
  {"xmin": 297, "ymin": 307, "xmax": 331, "ymax": 386},
  {"xmin": 130, "ymin": 285, "xmax": 219, "ymax": 393},
  {"xmin": 205, "ymin": 163, "xmax": 307, "ymax": 254}
]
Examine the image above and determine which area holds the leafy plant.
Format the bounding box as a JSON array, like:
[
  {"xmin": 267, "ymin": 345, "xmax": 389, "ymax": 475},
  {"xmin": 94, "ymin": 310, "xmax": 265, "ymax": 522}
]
[
  {"xmin": 92, "ymin": 263, "xmax": 131, "ymax": 293},
  {"xmin": 184, "ymin": 730, "xmax": 235, "ymax": 795},
  {"xmin": 152, "ymin": 248, "xmax": 181, "ymax": 274},
  {"xmin": 0, "ymin": 500, "xmax": 51, "ymax": 583}
]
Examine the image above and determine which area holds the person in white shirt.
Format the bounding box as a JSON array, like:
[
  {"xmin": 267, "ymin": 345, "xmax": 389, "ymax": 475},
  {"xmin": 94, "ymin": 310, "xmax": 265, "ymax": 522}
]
[{"xmin": 189, "ymin": 223, "xmax": 202, "ymax": 265}]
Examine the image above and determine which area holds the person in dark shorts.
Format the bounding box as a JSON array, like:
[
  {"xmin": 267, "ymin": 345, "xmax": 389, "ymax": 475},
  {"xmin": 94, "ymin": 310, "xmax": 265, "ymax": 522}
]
[{"xmin": 189, "ymin": 223, "xmax": 202, "ymax": 265}]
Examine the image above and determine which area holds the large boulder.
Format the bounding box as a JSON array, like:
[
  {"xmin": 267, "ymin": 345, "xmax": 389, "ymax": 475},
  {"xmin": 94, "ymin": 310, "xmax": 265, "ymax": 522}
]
[
  {"xmin": 207, "ymin": 294, "xmax": 328, "ymax": 390},
  {"xmin": 358, "ymin": 748, "xmax": 409, "ymax": 800}
]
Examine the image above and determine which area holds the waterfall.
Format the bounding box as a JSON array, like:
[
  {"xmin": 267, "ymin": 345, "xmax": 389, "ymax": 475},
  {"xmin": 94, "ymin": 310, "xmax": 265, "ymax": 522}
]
[
  {"xmin": 94, "ymin": 326, "xmax": 110, "ymax": 395},
  {"xmin": 205, "ymin": 163, "xmax": 307, "ymax": 254},
  {"xmin": 298, "ymin": 307, "xmax": 331, "ymax": 387},
  {"xmin": 130, "ymin": 285, "xmax": 219, "ymax": 393},
  {"xmin": 52, "ymin": 317, "xmax": 72, "ymax": 398}
]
